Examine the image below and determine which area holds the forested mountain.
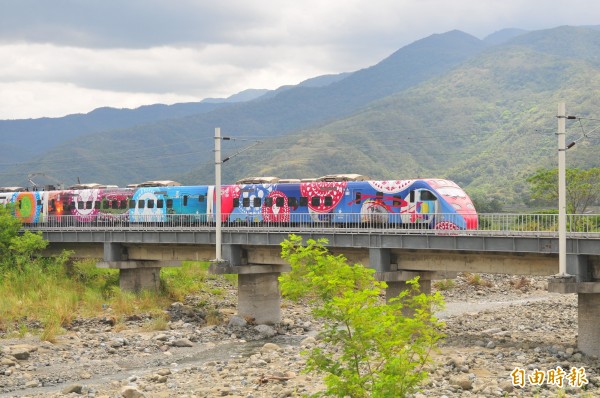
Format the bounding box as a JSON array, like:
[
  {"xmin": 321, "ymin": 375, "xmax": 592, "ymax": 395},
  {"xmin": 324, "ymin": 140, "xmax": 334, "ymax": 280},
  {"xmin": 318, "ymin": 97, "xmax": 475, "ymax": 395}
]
[
  {"xmin": 1, "ymin": 29, "xmax": 485, "ymax": 187},
  {"xmin": 2, "ymin": 25, "xmax": 600, "ymax": 210}
]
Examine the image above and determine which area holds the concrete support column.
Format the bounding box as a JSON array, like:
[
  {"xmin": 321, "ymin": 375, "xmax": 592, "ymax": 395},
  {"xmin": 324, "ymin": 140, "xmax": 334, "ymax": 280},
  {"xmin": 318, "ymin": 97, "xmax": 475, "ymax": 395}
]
[
  {"xmin": 578, "ymin": 293, "xmax": 600, "ymax": 357},
  {"xmin": 567, "ymin": 254, "xmax": 590, "ymax": 282},
  {"xmin": 238, "ymin": 272, "xmax": 281, "ymax": 325},
  {"xmin": 104, "ymin": 242, "xmax": 128, "ymax": 262},
  {"xmin": 386, "ymin": 279, "xmax": 432, "ymax": 302},
  {"xmin": 98, "ymin": 240, "xmax": 180, "ymax": 292},
  {"xmin": 369, "ymin": 248, "xmax": 391, "ymax": 273},
  {"xmin": 549, "ymin": 255, "xmax": 600, "ymax": 357},
  {"xmin": 210, "ymin": 242, "xmax": 289, "ymax": 325},
  {"xmin": 119, "ymin": 267, "xmax": 161, "ymax": 292}
]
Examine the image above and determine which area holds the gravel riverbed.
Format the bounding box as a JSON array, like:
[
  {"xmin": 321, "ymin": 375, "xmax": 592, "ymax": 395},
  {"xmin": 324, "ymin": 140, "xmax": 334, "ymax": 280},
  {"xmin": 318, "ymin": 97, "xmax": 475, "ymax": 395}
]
[{"xmin": 1, "ymin": 273, "xmax": 598, "ymax": 398}]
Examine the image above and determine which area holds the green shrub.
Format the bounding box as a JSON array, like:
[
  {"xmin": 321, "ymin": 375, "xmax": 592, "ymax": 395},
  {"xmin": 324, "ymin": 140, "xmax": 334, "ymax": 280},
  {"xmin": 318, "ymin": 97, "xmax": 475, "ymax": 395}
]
[{"xmin": 279, "ymin": 235, "xmax": 445, "ymax": 398}]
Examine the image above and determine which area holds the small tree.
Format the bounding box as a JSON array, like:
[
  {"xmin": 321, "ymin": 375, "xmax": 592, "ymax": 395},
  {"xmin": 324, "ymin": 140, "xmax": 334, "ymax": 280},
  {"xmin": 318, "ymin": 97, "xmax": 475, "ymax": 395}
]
[
  {"xmin": 0, "ymin": 204, "xmax": 48, "ymax": 273},
  {"xmin": 279, "ymin": 235, "xmax": 445, "ymax": 398},
  {"xmin": 527, "ymin": 167, "xmax": 600, "ymax": 213}
]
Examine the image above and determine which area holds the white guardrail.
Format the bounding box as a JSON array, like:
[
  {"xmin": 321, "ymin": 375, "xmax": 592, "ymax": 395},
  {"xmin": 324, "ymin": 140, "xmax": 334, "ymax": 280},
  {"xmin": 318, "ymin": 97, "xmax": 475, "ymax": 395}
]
[{"xmin": 18, "ymin": 213, "xmax": 600, "ymax": 238}]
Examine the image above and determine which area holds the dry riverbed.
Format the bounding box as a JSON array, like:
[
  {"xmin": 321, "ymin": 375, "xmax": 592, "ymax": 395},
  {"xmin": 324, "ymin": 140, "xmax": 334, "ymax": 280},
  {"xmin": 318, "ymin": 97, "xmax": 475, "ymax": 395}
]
[{"xmin": 1, "ymin": 273, "xmax": 599, "ymax": 398}]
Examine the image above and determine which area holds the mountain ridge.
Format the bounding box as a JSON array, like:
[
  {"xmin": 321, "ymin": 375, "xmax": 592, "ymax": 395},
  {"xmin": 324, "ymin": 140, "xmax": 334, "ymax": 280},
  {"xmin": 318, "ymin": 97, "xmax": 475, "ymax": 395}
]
[{"xmin": 2, "ymin": 25, "xmax": 600, "ymax": 211}]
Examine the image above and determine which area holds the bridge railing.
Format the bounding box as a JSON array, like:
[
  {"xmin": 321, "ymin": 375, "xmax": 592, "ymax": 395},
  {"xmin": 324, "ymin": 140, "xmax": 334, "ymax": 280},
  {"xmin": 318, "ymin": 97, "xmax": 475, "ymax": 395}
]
[{"xmin": 18, "ymin": 213, "xmax": 600, "ymax": 237}]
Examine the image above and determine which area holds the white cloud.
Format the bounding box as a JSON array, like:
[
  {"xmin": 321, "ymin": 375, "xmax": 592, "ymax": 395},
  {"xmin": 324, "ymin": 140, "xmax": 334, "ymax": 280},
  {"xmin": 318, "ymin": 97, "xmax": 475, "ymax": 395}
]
[{"xmin": 1, "ymin": 0, "xmax": 599, "ymax": 119}]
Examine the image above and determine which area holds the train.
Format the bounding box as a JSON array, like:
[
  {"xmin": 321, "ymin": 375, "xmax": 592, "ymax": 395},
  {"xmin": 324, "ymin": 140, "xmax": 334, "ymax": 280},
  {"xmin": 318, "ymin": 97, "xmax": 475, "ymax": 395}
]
[{"xmin": 0, "ymin": 174, "xmax": 478, "ymax": 229}]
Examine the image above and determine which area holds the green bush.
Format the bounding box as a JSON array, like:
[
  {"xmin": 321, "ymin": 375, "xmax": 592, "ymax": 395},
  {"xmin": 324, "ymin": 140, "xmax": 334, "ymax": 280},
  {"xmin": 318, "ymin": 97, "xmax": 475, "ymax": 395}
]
[{"xmin": 279, "ymin": 235, "xmax": 445, "ymax": 398}]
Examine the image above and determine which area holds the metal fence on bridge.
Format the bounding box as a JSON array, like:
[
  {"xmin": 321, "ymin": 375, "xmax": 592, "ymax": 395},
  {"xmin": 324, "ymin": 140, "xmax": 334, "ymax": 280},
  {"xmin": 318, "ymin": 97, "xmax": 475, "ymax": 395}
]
[{"xmin": 19, "ymin": 213, "xmax": 600, "ymax": 238}]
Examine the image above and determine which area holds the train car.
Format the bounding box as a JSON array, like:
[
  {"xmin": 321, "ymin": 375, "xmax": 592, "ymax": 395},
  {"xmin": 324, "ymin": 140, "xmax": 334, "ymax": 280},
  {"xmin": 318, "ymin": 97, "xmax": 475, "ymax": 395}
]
[
  {"xmin": 45, "ymin": 186, "xmax": 134, "ymax": 224},
  {"xmin": 2, "ymin": 175, "xmax": 476, "ymax": 230},
  {"xmin": 130, "ymin": 184, "xmax": 211, "ymax": 223},
  {"xmin": 2, "ymin": 190, "xmax": 46, "ymax": 224},
  {"xmin": 218, "ymin": 175, "xmax": 477, "ymax": 229}
]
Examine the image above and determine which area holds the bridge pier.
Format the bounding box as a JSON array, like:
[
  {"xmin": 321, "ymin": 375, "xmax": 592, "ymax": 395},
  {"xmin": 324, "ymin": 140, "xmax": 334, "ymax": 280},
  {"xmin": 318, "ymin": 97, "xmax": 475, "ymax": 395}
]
[
  {"xmin": 369, "ymin": 248, "xmax": 454, "ymax": 302},
  {"xmin": 549, "ymin": 254, "xmax": 600, "ymax": 357},
  {"xmin": 98, "ymin": 243, "xmax": 180, "ymax": 292},
  {"xmin": 210, "ymin": 244, "xmax": 290, "ymax": 325}
]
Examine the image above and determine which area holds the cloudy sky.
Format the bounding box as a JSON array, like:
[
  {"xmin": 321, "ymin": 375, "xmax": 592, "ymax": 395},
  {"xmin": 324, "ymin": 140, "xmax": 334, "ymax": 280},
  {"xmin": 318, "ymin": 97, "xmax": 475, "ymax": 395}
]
[{"xmin": 1, "ymin": 0, "xmax": 598, "ymax": 120}]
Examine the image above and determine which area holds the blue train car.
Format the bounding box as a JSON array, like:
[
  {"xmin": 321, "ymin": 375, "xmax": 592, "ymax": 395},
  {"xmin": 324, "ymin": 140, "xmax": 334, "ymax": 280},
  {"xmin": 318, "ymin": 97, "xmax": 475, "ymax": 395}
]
[{"xmin": 130, "ymin": 184, "xmax": 211, "ymax": 223}]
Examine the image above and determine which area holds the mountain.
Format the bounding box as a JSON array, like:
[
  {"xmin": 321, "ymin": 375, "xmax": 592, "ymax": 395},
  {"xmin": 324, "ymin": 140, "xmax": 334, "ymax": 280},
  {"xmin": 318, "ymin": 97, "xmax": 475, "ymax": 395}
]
[
  {"xmin": 2, "ymin": 25, "xmax": 600, "ymax": 211},
  {"xmin": 201, "ymin": 89, "xmax": 270, "ymax": 103},
  {"xmin": 1, "ymin": 29, "xmax": 486, "ymax": 188},
  {"xmin": 483, "ymin": 28, "xmax": 528, "ymax": 45},
  {"xmin": 0, "ymin": 101, "xmax": 229, "ymax": 164},
  {"xmin": 205, "ymin": 25, "xmax": 600, "ymax": 208}
]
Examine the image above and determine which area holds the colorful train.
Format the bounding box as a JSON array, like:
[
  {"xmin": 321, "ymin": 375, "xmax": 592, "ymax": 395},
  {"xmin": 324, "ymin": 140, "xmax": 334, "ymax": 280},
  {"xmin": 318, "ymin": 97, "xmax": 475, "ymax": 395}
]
[{"xmin": 0, "ymin": 175, "xmax": 478, "ymax": 229}]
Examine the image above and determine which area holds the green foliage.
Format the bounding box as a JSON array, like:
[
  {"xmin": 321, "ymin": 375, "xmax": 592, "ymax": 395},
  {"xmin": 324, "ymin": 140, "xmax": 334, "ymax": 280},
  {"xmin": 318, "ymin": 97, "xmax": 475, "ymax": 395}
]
[
  {"xmin": 0, "ymin": 204, "xmax": 21, "ymax": 254},
  {"xmin": 526, "ymin": 167, "xmax": 600, "ymax": 213},
  {"xmin": 279, "ymin": 235, "xmax": 445, "ymax": 398},
  {"xmin": 0, "ymin": 209, "xmax": 225, "ymax": 337},
  {"xmin": 160, "ymin": 261, "xmax": 209, "ymax": 301},
  {"xmin": 0, "ymin": 204, "xmax": 50, "ymax": 274},
  {"xmin": 469, "ymin": 192, "xmax": 503, "ymax": 213}
]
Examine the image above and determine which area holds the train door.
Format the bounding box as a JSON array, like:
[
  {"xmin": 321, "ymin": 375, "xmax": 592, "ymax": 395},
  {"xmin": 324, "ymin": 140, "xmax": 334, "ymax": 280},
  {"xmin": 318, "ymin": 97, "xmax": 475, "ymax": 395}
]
[
  {"xmin": 401, "ymin": 189, "xmax": 438, "ymax": 226},
  {"xmin": 350, "ymin": 189, "xmax": 365, "ymax": 224}
]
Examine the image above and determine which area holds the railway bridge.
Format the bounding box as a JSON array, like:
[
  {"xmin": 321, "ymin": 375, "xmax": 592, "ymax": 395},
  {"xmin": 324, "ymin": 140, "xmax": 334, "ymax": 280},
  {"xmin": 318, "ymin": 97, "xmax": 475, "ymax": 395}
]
[{"xmin": 25, "ymin": 213, "xmax": 600, "ymax": 357}]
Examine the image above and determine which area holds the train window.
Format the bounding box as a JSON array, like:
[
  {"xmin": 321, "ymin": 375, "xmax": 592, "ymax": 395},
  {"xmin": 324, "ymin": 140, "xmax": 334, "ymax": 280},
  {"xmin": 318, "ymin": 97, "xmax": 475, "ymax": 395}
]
[
  {"xmin": 37, "ymin": 199, "xmax": 42, "ymax": 206},
  {"xmin": 253, "ymin": 197, "xmax": 261, "ymax": 207},
  {"xmin": 324, "ymin": 196, "xmax": 333, "ymax": 207},
  {"xmin": 70, "ymin": 203, "xmax": 76, "ymax": 211},
  {"xmin": 129, "ymin": 200, "xmax": 136, "ymax": 209},
  {"xmin": 199, "ymin": 195, "xmax": 205, "ymax": 202},
  {"xmin": 410, "ymin": 191, "xmax": 415, "ymax": 202},
  {"xmin": 138, "ymin": 199, "xmax": 145, "ymax": 209},
  {"xmin": 102, "ymin": 200, "xmax": 108, "ymax": 209},
  {"xmin": 289, "ymin": 197, "xmax": 298, "ymax": 207},
  {"xmin": 94, "ymin": 201, "xmax": 100, "ymax": 209},
  {"xmin": 421, "ymin": 190, "xmax": 437, "ymax": 201},
  {"xmin": 242, "ymin": 197, "xmax": 250, "ymax": 208},
  {"xmin": 265, "ymin": 197, "xmax": 273, "ymax": 207},
  {"xmin": 63, "ymin": 201, "xmax": 69, "ymax": 211},
  {"xmin": 147, "ymin": 199, "xmax": 155, "ymax": 209},
  {"xmin": 166, "ymin": 199, "xmax": 173, "ymax": 209},
  {"xmin": 157, "ymin": 199, "xmax": 164, "ymax": 209},
  {"xmin": 120, "ymin": 200, "xmax": 127, "ymax": 209},
  {"xmin": 355, "ymin": 192, "xmax": 361, "ymax": 204},
  {"xmin": 77, "ymin": 202, "xmax": 84, "ymax": 210},
  {"xmin": 311, "ymin": 196, "xmax": 320, "ymax": 207},
  {"xmin": 50, "ymin": 199, "xmax": 55, "ymax": 208},
  {"xmin": 392, "ymin": 196, "xmax": 403, "ymax": 206},
  {"xmin": 276, "ymin": 197, "xmax": 284, "ymax": 207},
  {"xmin": 233, "ymin": 198, "xmax": 240, "ymax": 207},
  {"xmin": 183, "ymin": 195, "xmax": 188, "ymax": 206},
  {"xmin": 300, "ymin": 197, "xmax": 308, "ymax": 206},
  {"xmin": 86, "ymin": 201, "xmax": 92, "ymax": 209},
  {"xmin": 111, "ymin": 200, "xmax": 118, "ymax": 209}
]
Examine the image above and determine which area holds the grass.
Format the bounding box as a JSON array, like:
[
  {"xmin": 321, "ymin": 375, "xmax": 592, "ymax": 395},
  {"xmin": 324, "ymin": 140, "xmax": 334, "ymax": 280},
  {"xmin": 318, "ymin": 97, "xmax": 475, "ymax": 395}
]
[
  {"xmin": 0, "ymin": 258, "xmax": 232, "ymax": 341},
  {"xmin": 510, "ymin": 276, "xmax": 531, "ymax": 290},
  {"xmin": 433, "ymin": 279, "xmax": 456, "ymax": 291},
  {"xmin": 463, "ymin": 272, "xmax": 493, "ymax": 288}
]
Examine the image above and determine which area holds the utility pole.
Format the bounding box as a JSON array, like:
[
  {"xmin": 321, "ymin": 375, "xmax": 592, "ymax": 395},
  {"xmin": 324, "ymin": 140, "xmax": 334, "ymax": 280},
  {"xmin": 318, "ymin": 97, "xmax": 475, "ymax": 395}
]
[
  {"xmin": 212, "ymin": 128, "xmax": 260, "ymax": 263},
  {"xmin": 214, "ymin": 127, "xmax": 223, "ymax": 263},
  {"xmin": 557, "ymin": 102, "xmax": 569, "ymax": 276}
]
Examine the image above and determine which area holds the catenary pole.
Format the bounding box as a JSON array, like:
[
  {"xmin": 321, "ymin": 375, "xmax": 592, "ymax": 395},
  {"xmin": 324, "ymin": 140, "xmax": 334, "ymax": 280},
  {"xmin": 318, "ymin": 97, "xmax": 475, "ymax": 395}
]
[
  {"xmin": 215, "ymin": 127, "xmax": 222, "ymax": 262},
  {"xmin": 557, "ymin": 103, "xmax": 567, "ymax": 276}
]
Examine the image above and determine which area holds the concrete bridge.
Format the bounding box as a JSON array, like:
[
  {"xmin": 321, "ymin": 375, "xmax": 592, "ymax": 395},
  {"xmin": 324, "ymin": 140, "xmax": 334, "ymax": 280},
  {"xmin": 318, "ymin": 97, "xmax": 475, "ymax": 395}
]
[{"xmin": 29, "ymin": 221, "xmax": 600, "ymax": 357}]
